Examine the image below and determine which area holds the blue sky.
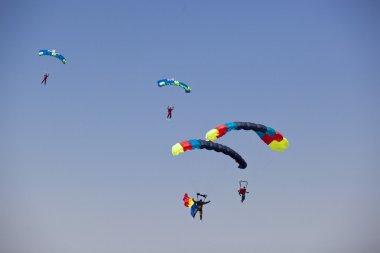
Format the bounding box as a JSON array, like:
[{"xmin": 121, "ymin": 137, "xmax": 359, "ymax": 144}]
[{"xmin": 1, "ymin": 0, "xmax": 379, "ymax": 252}]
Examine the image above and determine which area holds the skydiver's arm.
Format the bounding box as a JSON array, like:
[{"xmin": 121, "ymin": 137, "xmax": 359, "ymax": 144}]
[{"xmin": 204, "ymin": 201, "xmax": 210, "ymax": 205}]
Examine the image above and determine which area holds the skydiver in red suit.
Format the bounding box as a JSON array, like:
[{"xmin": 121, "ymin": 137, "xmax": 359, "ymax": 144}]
[
  {"xmin": 167, "ymin": 106, "xmax": 174, "ymax": 119},
  {"xmin": 238, "ymin": 186, "xmax": 249, "ymax": 203},
  {"xmin": 41, "ymin": 73, "xmax": 49, "ymax": 85}
]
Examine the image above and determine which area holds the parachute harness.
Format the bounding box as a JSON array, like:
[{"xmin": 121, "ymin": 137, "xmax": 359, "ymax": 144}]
[{"xmin": 196, "ymin": 193, "xmax": 207, "ymax": 201}]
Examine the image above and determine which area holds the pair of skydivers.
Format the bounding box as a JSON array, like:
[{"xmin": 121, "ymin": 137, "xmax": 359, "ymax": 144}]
[{"xmin": 191, "ymin": 183, "xmax": 250, "ymax": 222}]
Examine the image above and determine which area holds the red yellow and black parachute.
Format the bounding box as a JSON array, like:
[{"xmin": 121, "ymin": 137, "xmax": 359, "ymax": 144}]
[
  {"xmin": 172, "ymin": 139, "xmax": 247, "ymax": 169},
  {"xmin": 205, "ymin": 122, "xmax": 289, "ymax": 152}
]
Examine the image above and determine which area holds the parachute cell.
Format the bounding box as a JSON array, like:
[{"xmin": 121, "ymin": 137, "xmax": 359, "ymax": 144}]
[
  {"xmin": 205, "ymin": 122, "xmax": 289, "ymax": 152},
  {"xmin": 172, "ymin": 139, "xmax": 247, "ymax": 169},
  {"xmin": 38, "ymin": 49, "xmax": 67, "ymax": 64},
  {"xmin": 183, "ymin": 193, "xmax": 197, "ymax": 218},
  {"xmin": 157, "ymin": 79, "xmax": 191, "ymax": 93}
]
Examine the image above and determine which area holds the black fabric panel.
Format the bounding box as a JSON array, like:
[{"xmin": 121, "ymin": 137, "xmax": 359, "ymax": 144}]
[
  {"xmin": 199, "ymin": 140, "xmax": 247, "ymax": 169},
  {"xmin": 235, "ymin": 122, "xmax": 267, "ymax": 132}
]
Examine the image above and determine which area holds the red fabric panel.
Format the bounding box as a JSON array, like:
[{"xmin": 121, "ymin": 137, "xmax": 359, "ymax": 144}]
[
  {"xmin": 183, "ymin": 193, "xmax": 190, "ymax": 207},
  {"xmin": 274, "ymin": 132, "xmax": 283, "ymax": 142},
  {"xmin": 215, "ymin": 125, "xmax": 228, "ymax": 138},
  {"xmin": 261, "ymin": 134, "xmax": 274, "ymax": 145},
  {"xmin": 180, "ymin": 141, "xmax": 192, "ymax": 151}
]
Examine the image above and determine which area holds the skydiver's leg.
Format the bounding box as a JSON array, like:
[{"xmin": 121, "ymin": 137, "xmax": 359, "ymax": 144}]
[
  {"xmin": 241, "ymin": 194, "xmax": 245, "ymax": 202},
  {"xmin": 199, "ymin": 210, "xmax": 203, "ymax": 221},
  {"xmin": 193, "ymin": 209, "xmax": 198, "ymax": 219}
]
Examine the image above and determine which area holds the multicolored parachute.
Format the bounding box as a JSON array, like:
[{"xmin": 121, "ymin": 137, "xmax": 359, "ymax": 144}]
[
  {"xmin": 205, "ymin": 122, "xmax": 289, "ymax": 152},
  {"xmin": 183, "ymin": 193, "xmax": 197, "ymax": 218},
  {"xmin": 38, "ymin": 49, "xmax": 67, "ymax": 64},
  {"xmin": 157, "ymin": 79, "xmax": 191, "ymax": 93},
  {"xmin": 172, "ymin": 139, "xmax": 247, "ymax": 169}
]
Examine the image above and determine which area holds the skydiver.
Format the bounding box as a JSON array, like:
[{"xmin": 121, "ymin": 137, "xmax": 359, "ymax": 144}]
[
  {"xmin": 41, "ymin": 73, "xmax": 49, "ymax": 85},
  {"xmin": 238, "ymin": 186, "xmax": 249, "ymax": 203},
  {"xmin": 193, "ymin": 194, "xmax": 210, "ymax": 222},
  {"xmin": 167, "ymin": 106, "xmax": 174, "ymax": 119}
]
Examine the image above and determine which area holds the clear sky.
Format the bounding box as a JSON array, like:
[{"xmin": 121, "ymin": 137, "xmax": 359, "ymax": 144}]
[{"xmin": 1, "ymin": 0, "xmax": 379, "ymax": 252}]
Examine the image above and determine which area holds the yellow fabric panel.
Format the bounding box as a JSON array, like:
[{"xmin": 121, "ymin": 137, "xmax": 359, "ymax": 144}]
[
  {"xmin": 268, "ymin": 138, "xmax": 289, "ymax": 152},
  {"xmin": 172, "ymin": 143, "xmax": 184, "ymax": 156},
  {"xmin": 205, "ymin": 129, "xmax": 219, "ymax": 142}
]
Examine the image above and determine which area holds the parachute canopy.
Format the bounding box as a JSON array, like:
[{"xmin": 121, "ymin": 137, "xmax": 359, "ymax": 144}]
[
  {"xmin": 205, "ymin": 122, "xmax": 289, "ymax": 152},
  {"xmin": 239, "ymin": 180, "xmax": 248, "ymax": 188},
  {"xmin": 38, "ymin": 49, "xmax": 67, "ymax": 64},
  {"xmin": 183, "ymin": 193, "xmax": 197, "ymax": 218},
  {"xmin": 172, "ymin": 139, "xmax": 247, "ymax": 169},
  {"xmin": 157, "ymin": 79, "xmax": 191, "ymax": 93}
]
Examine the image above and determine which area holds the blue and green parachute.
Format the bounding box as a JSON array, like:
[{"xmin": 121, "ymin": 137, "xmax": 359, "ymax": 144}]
[
  {"xmin": 38, "ymin": 49, "xmax": 67, "ymax": 64},
  {"xmin": 157, "ymin": 79, "xmax": 191, "ymax": 93}
]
